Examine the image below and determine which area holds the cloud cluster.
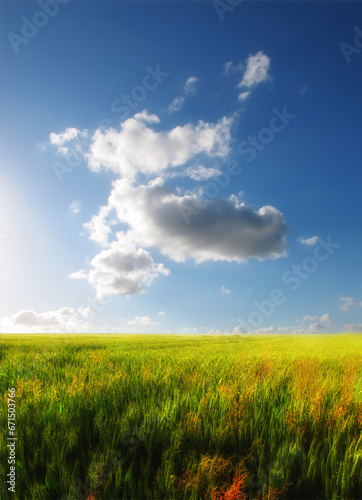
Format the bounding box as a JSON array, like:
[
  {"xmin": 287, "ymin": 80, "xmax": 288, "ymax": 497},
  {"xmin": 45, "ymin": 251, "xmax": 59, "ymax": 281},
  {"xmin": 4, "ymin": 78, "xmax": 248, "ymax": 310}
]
[
  {"xmin": 48, "ymin": 61, "xmax": 288, "ymax": 302},
  {"xmin": 0, "ymin": 307, "xmax": 93, "ymax": 333}
]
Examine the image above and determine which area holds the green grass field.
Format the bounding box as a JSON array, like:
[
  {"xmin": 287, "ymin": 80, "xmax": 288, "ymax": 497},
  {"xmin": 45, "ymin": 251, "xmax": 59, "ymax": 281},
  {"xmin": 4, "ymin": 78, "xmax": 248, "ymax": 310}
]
[{"xmin": 1, "ymin": 334, "xmax": 362, "ymax": 500}]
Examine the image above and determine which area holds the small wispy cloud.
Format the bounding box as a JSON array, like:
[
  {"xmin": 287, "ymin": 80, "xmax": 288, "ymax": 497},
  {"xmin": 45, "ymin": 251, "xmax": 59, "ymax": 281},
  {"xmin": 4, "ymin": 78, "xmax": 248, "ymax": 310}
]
[
  {"xmin": 220, "ymin": 285, "xmax": 231, "ymax": 294},
  {"xmin": 344, "ymin": 323, "xmax": 362, "ymax": 332},
  {"xmin": 158, "ymin": 311, "xmax": 166, "ymax": 316},
  {"xmin": 299, "ymin": 313, "xmax": 332, "ymax": 325},
  {"xmin": 224, "ymin": 60, "xmax": 243, "ymax": 74},
  {"xmin": 297, "ymin": 235, "xmax": 319, "ymax": 246},
  {"xmin": 184, "ymin": 165, "xmax": 221, "ymax": 181},
  {"xmin": 238, "ymin": 51, "xmax": 271, "ymax": 90},
  {"xmin": 339, "ymin": 296, "xmax": 362, "ymax": 311},
  {"xmin": 184, "ymin": 76, "xmax": 199, "ymax": 95},
  {"xmin": 69, "ymin": 200, "xmax": 81, "ymax": 214},
  {"xmin": 299, "ymin": 84, "xmax": 308, "ymax": 96},
  {"xmin": 168, "ymin": 95, "xmax": 185, "ymax": 114},
  {"xmin": 237, "ymin": 91, "xmax": 251, "ymax": 102},
  {"xmin": 49, "ymin": 127, "xmax": 87, "ymax": 154},
  {"xmin": 127, "ymin": 315, "xmax": 157, "ymax": 326}
]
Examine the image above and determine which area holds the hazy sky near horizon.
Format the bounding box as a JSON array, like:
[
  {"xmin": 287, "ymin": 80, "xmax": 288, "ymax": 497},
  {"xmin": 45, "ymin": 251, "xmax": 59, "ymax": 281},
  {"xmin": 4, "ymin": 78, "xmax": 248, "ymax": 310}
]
[{"xmin": 1, "ymin": 0, "xmax": 362, "ymax": 334}]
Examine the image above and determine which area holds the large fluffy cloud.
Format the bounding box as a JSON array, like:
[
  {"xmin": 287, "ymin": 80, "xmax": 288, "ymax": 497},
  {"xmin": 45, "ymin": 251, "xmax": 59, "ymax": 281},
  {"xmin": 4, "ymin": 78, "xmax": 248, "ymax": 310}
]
[{"xmin": 84, "ymin": 178, "xmax": 287, "ymax": 264}]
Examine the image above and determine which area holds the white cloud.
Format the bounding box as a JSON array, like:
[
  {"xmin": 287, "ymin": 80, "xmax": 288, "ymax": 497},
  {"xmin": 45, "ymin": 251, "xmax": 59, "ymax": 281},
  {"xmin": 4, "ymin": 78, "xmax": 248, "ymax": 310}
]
[
  {"xmin": 277, "ymin": 326, "xmax": 296, "ymax": 333},
  {"xmin": 88, "ymin": 178, "xmax": 288, "ymax": 264},
  {"xmin": 127, "ymin": 315, "xmax": 157, "ymax": 327},
  {"xmin": 49, "ymin": 127, "xmax": 81, "ymax": 145},
  {"xmin": 232, "ymin": 325, "xmax": 247, "ymax": 334},
  {"xmin": 208, "ymin": 328, "xmax": 227, "ymax": 334},
  {"xmin": 184, "ymin": 326, "xmax": 199, "ymax": 333},
  {"xmin": 133, "ymin": 110, "xmax": 160, "ymax": 123},
  {"xmin": 309, "ymin": 322, "xmax": 325, "ymax": 332},
  {"xmin": 49, "ymin": 127, "xmax": 87, "ymax": 154},
  {"xmin": 183, "ymin": 165, "xmax": 221, "ymax": 181},
  {"xmin": 224, "ymin": 61, "xmax": 243, "ymax": 74},
  {"xmin": 238, "ymin": 51, "xmax": 271, "ymax": 90},
  {"xmin": 50, "ymin": 110, "xmax": 288, "ymax": 301},
  {"xmin": 298, "ymin": 313, "xmax": 332, "ymax": 329},
  {"xmin": 84, "ymin": 112, "xmax": 232, "ymax": 180},
  {"xmin": 83, "ymin": 205, "xmax": 116, "ymax": 246},
  {"xmin": 297, "ymin": 235, "xmax": 319, "ymax": 246},
  {"xmin": 168, "ymin": 96, "xmax": 185, "ymax": 114},
  {"xmin": 70, "ymin": 233, "xmax": 170, "ymax": 299},
  {"xmin": 0, "ymin": 307, "xmax": 93, "ymax": 333},
  {"xmin": 301, "ymin": 315, "xmax": 318, "ymax": 322},
  {"xmin": 238, "ymin": 91, "xmax": 251, "ymax": 102},
  {"xmin": 78, "ymin": 306, "xmax": 92, "ymax": 318},
  {"xmin": 344, "ymin": 323, "xmax": 362, "ymax": 332},
  {"xmin": 220, "ymin": 285, "xmax": 231, "ymax": 294},
  {"xmin": 158, "ymin": 311, "xmax": 166, "ymax": 316},
  {"xmin": 320, "ymin": 313, "xmax": 332, "ymax": 324},
  {"xmin": 339, "ymin": 296, "xmax": 362, "ymax": 311},
  {"xmin": 184, "ymin": 76, "xmax": 199, "ymax": 95},
  {"xmin": 69, "ymin": 200, "xmax": 81, "ymax": 214}
]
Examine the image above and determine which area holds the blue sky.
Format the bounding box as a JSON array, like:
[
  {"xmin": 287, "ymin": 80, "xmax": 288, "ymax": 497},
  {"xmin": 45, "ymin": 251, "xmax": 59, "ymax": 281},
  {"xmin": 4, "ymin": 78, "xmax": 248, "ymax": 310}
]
[{"xmin": 1, "ymin": 0, "xmax": 362, "ymax": 334}]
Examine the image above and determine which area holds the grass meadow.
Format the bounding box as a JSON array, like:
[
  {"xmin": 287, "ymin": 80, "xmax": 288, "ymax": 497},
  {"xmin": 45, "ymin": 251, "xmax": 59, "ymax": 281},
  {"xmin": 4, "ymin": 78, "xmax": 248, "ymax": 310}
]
[{"xmin": 1, "ymin": 334, "xmax": 362, "ymax": 500}]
